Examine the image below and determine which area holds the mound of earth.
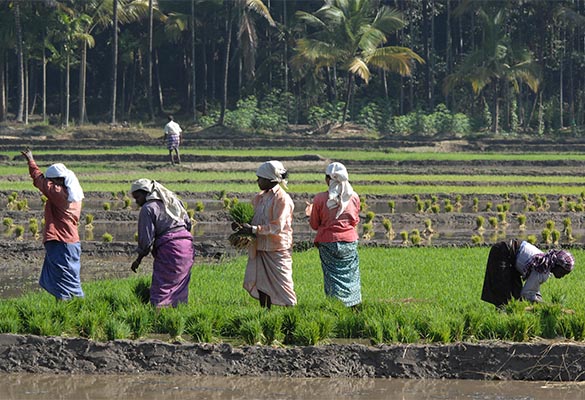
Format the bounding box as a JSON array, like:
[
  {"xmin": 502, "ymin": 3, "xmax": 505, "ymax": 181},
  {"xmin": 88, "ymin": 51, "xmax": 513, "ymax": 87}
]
[{"xmin": 0, "ymin": 334, "xmax": 583, "ymax": 381}]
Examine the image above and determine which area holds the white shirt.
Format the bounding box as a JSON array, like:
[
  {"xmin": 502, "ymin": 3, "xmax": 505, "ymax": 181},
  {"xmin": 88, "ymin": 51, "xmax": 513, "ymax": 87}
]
[
  {"xmin": 164, "ymin": 121, "xmax": 182, "ymax": 136},
  {"xmin": 515, "ymin": 241, "xmax": 550, "ymax": 302}
]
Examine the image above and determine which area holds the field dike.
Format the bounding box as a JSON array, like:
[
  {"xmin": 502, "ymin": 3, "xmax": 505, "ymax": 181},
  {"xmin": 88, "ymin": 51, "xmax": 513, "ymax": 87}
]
[{"xmin": 1, "ymin": 333, "xmax": 584, "ymax": 380}]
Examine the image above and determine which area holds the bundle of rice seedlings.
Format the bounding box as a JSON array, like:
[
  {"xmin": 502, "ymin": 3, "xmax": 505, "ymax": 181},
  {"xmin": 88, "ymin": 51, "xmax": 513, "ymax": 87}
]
[{"xmin": 228, "ymin": 202, "xmax": 255, "ymax": 250}]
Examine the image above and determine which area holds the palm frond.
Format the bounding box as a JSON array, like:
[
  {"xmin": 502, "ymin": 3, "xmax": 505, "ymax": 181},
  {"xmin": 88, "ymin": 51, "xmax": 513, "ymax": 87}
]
[{"xmin": 348, "ymin": 57, "xmax": 370, "ymax": 82}]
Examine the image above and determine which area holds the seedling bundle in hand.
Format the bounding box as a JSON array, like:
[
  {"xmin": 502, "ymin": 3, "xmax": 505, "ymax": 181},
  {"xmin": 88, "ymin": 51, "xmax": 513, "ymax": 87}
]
[{"xmin": 228, "ymin": 202, "xmax": 255, "ymax": 250}]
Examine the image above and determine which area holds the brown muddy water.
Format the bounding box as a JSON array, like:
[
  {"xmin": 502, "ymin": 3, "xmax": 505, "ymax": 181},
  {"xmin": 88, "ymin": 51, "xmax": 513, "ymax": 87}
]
[{"xmin": 2, "ymin": 374, "xmax": 584, "ymax": 400}]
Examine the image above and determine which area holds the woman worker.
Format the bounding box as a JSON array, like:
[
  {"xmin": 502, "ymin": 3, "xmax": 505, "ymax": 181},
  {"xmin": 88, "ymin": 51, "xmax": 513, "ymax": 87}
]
[
  {"xmin": 481, "ymin": 239, "xmax": 574, "ymax": 307},
  {"xmin": 238, "ymin": 161, "xmax": 296, "ymax": 309},
  {"xmin": 130, "ymin": 179, "xmax": 195, "ymax": 307},
  {"xmin": 306, "ymin": 162, "xmax": 362, "ymax": 307},
  {"xmin": 22, "ymin": 148, "xmax": 85, "ymax": 300}
]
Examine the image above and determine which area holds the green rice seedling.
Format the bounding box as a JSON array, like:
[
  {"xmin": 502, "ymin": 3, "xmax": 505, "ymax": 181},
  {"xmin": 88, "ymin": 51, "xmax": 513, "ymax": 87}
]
[
  {"xmin": 2, "ymin": 217, "xmax": 13, "ymax": 230},
  {"xmin": 565, "ymin": 226, "xmax": 575, "ymax": 242},
  {"xmin": 413, "ymin": 194, "xmax": 420, "ymax": 202},
  {"xmin": 545, "ymin": 220, "xmax": 555, "ymax": 230},
  {"xmin": 359, "ymin": 195, "xmax": 368, "ymax": 212},
  {"xmin": 103, "ymin": 202, "xmax": 111, "ymax": 211},
  {"xmin": 110, "ymin": 191, "xmax": 119, "ymax": 200},
  {"xmin": 123, "ymin": 196, "xmax": 132, "ymax": 209},
  {"xmin": 562, "ymin": 217, "xmax": 572, "ymax": 233},
  {"xmin": 361, "ymin": 222, "xmax": 374, "ymax": 240},
  {"xmin": 387, "ymin": 200, "xmax": 395, "ymax": 213},
  {"xmin": 231, "ymin": 197, "xmax": 239, "ymax": 206},
  {"xmin": 186, "ymin": 314, "xmax": 215, "ymax": 343},
  {"xmin": 102, "ymin": 232, "xmax": 113, "ymax": 242},
  {"xmin": 28, "ymin": 218, "xmax": 39, "ymax": 239},
  {"xmin": 521, "ymin": 193, "xmax": 529, "ymax": 203},
  {"xmin": 503, "ymin": 312, "xmax": 536, "ymax": 342},
  {"xmin": 416, "ymin": 200, "xmax": 425, "ymax": 213},
  {"xmin": 260, "ymin": 312, "xmax": 285, "ymax": 345},
  {"xmin": 215, "ymin": 190, "xmax": 227, "ymax": 200},
  {"xmin": 365, "ymin": 211, "xmax": 375, "ymax": 223},
  {"xmin": 488, "ymin": 217, "xmax": 498, "ymax": 230},
  {"xmin": 293, "ymin": 319, "xmax": 321, "ymax": 345},
  {"xmin": 85, "ymin": 230, "xmax": 94, "ymax": 241},
  {"xmin": 187, "ymin": 208, "xmax": 195, "ymax": 220},
  {"xmin": 497, "ymin": 212, "xmax": 508, "ymax": 226},
  {"xmin": 156, "ymin": 307, "xmax": 186, "ymax": 339},
  {"xmin": 14, "ymin": 225, "xmax": 24, "ymax": 240},
  {"xmin": 400, "ymin": 230, "xmax": 409, "ymax": 245},
  {"xmin": 423, "ymin": 219, "xmax": 434, "ymax": 236},
  {"xmin": 471, "ymin": 234, "xmax": 483, "ymax": 245},
  {"xmin": 517, "ymin": 214, "xmax": 526, "ymax": 230},
  {"xmin": 430, "ymin": 204, "xmax": 440, "ymax": 213},
  {"xmin": 335, "ymin": 310, "xmax": 366, "ymax": 338},
  {"xmin": 527, "ymin": 234, "xmax": 537, "ymax": 245},
  {"xmin": 551, "ymin": 230, "xmax": 560, "ymax": 245},
  {"xmin": 475, "ymin": 216, "xmax": 485, "ymax": 231},
  {"xmin": 397, "ymin": 324, "xmax": 420, "ymax": 343},
  {"xmin": 40, "ymin": 195, "xmax": 47, "ymax": 205},
  {"xmin": 496, "ymin": 204, "xmax": 504, "ymax": 213},
  {"xmin": 541, "ymin": 229, "xmax": 551, "ymax": 245},
  {"xmin": 562, "ymin": 315, "xmax": 585, "ymax": 341},
  {"xmin": 239, "ymin": 318, "xmax": 264, "ymax": 345},
  {"xmin": 538, "ymin": 303, "xmax": 563, "ymax": 339},
  {"xmin": 472, "ymin": 197, "xmax": 479, "ymax": 212},
  {"xmin": 485, "ymin": 201, "xmax": 492, "ymax": 212},
  {"xmin": 424, "ymin": 199, "xmax": 432, "ymax": 212},
  {"xmin": 222, "ymin": 197, "xmax": 231, "ymax": 209},
  {"xmin": 122, "ymin": 306, "xmax": 153, "ymax": 339},
  {"xmin": 0, "ymin": 303, "xmax": 20, "ymax": 333},
  {"xmin": 195, "ymin": 201, "xmax": 204, "ymax": 212},
  {"xmin": 454, "ymin": 194, "xmax": 462, "ymax": 211},
  {"xmin": 281, "ymin": 308, "xmax": 300, "ymax": 345},
  {"xmin": 16, "ymin": 199, "xmax": 28, "ymax": 211},
  {"xmin": 576, "ymin": 203, "xmax": 585, "ymax": 212},
  {"xmin": 409, "ymin": 229, "xmax": 422, "ymax": 246},
  {"xmin": 444, "ymin": 199, "xmax": 453, "ymax": 213},
  {"xmin": 132, "ymin": 278, "xmax": 151, "ymax": 304},
  {"xmin": 558, "ymin": 197, "xmax": 566, "ymax": 212},
  {"xmin": 229, "ymin": 202, "xmax": 254, "ymax": 225},
  {"xmin": 85, "ymin": 213, "xmax": 94, "ymax": 228},
  {"xmin": 527, "ymin": 205, "xmax": 537, "ymax": 212},
  {"xmin": 105, "ymin": 318, "xmax": 132, "ymax": 340},
  {"xmin": 365, "ymin": 319, "xmax": 384, "ymax": 344},
  {"xmin": 382, "ymin": 218, "xmax": 395, "ymax": 240},
  {"xmin": 430, "ymin": 195, "xmax": 438, "ymax": 205}
]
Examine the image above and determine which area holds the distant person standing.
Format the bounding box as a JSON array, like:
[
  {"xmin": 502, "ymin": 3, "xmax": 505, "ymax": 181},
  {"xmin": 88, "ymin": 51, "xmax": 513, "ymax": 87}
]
[
  {"xmin": 21, "ymin": 148, "xmax": 85, "ymax": 301},
  {"xmin": 164, "ymin": 115, "xmax": 182, "ymax": 165}
]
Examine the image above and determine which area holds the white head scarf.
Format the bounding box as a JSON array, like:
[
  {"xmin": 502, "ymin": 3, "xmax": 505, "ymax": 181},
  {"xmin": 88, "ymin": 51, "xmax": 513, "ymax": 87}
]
[
  {"xmin": 45, "ymin": 163, "xmax": 84, "ymax": 203},
  {"xmin": 130, "ymin": 179, "xmax": 187, "ymax": 223},
  {"xmin": 256, "ymin": 160, "xmax": 288, "ymax": 189},
  {"xmin": 326, "ymin": 162, "xmax": 354, "ymax": 219}
]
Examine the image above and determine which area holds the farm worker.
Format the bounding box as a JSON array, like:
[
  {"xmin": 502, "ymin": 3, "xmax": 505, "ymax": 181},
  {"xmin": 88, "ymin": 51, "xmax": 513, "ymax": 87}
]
[
  {"xmin": 130, "ymin": 179, "xmax": 195, "ymax": 307},
  {"xmin": 21, "ymin": 148, "xmax": 85, "ymax": 300},
  {"xmin": 163, "ymin": 115, "xmax": 182, "ymax": 165},
  {"xmin": 481, "ymin": 239, "xmax": 574, "ymax": 307},
  {"xmin": 240, "ymin": 161, "xmax": 296, "ymax": 309},
  {"xmin": 305, "ymin": 162, "xmax": 362, "ymax": 307}
]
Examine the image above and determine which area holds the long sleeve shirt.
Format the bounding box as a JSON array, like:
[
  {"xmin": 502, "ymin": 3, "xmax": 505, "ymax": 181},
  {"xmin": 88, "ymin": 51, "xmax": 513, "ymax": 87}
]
[
  {"xmin": 28, "ymin": 159, "xmax": 81, "ymax": 243},
  {"xmin": 515, "ymin": 241, "xmax": 550, "ymax": 302},
  {"xmin": 251, "ymin": 185, "xmax": 294, "ymax": 251},
  {"xmin": 136, "ymin": 199, "xmax": 191, "ymax": 257},
  {"xmin": 309, "ymin": 191, "xmax": 360, "ymax": 243}
]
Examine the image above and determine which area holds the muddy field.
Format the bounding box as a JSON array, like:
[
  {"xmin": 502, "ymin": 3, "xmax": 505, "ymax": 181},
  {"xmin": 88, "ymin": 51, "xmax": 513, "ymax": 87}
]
[{"xmin": 2, "ymin": 124, "xmax": 585, "ymax": 380}]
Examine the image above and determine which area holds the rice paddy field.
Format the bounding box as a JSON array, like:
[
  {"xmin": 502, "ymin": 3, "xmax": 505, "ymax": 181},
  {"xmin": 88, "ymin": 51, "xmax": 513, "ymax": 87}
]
[{"xmin": 1, "ymin": 127, "xmax": 585, "ymax": 346}]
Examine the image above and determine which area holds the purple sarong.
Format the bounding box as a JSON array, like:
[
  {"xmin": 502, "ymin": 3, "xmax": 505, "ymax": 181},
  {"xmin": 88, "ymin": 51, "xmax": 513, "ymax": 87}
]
[
  {"xmin": 165, "ymin": 134, "xmax": 180, "ymax": 150},
  {"xmin": 150, "ymin": 229, "xmax": 194, "ymax": 307}
]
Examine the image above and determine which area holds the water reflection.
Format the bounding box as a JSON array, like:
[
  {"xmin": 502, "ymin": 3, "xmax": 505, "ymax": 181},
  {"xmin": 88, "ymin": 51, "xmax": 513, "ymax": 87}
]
[{"xmin": 1, "ymin": 374, "xmax": 584, "ymax": 400}]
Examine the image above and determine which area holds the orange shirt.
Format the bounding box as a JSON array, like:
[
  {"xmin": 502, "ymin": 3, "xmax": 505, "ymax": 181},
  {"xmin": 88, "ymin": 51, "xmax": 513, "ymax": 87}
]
[
  {"xmin": 28, "ymin": 160, "xmax": 81, "ymax": 243},
  {"xmin": 251, "ymin": 185, "xmax": 294, "ymax": 251},
  {"xmin": 309, "ymin": 191, "xmax": 360, "ymax": 243}
]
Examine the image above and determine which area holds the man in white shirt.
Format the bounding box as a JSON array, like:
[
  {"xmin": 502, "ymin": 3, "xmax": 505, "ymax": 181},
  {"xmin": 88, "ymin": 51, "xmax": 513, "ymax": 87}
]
[{"xmin": 164, "ymin": 115, "xmax": 182, "ymax": 165}]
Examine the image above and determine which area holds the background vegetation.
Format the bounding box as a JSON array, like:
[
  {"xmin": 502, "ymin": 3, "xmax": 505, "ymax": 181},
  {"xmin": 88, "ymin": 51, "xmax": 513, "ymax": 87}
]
[{"xmin": 2, "ymin": 0, "xmax": 585, "ymax": 136}]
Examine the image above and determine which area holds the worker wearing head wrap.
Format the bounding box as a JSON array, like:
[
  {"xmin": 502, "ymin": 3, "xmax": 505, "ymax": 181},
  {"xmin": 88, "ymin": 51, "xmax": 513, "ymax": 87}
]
[
  {"xmin": 21, "ymin": 148, "xmax": 84, "ymax": 300},
  {"xmin": 131, "ymin": 179, "xmax": 194, "ymax": 307},
  {"xmin": 241, "ymin": 161, "xmax": 296, "ymax": 308},
  {"xmin": 482, "ymin": 239, "xmax": 575, "ymax": 306},
  {"xmin": 306, "ymin": 162, "xmax": 361, "ymax": 307}
]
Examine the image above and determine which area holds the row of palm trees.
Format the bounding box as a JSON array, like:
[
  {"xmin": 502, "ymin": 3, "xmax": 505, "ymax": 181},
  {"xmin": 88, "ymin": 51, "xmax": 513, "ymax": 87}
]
[{"xmin": 1, "ymin": 0, "xmax": 584, "ymax": 134}]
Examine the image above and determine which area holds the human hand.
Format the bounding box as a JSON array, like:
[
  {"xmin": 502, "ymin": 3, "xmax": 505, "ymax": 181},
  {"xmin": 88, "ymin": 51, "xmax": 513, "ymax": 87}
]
[
  {"xmin": 304, "ymin": 201, "xmax": 313, "ymax": 217},
  {"xmin": 131, "ymin": 259, "xmax": 141, "ymax": 273},
  {"xmin": 240, "ymin": 223, "xmax": 254, "ymax": 235},
  {"xmin": 21, "ymin": 147, "xmax": 33, "ymax": 162}
]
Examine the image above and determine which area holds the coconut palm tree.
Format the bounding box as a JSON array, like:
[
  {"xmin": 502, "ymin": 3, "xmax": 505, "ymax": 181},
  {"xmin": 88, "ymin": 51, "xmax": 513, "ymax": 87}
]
[
  {"xmin": 293, "ymin": 0, "xmax": 424, "ymax": 126},
  {"xmin": 443, "ymin": 8, "xmax": 540, "ymax": 134}
]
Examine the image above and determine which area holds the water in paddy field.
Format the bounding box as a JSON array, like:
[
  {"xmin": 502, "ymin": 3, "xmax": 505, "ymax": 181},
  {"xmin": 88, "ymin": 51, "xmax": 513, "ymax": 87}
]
[{"xmin": 1, "ymin": 374, "xmax": 584, "ymax": 400}]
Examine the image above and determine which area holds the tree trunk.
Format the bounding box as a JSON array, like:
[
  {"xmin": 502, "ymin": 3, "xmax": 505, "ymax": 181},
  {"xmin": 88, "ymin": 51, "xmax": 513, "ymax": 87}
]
[
  {"xmin": 14, "ymin": 1, "xmax": 25, "ymax": 123},
  {"xmin": 341, "ymin": 74, "xmax": 354, "ymax": 127},
  {"xmin": 42, "ymin": 45, "xmax": 46, "ymax": 123},
  {"xmin": 218, "ymin": 3, "xmax": 232, "ymax": 126},
  {"xmin": 492, "ymin": 82, "xmax": 499, "ymax": 134},
  {"xmin": 111, "ymin": 0, "xmax": 118, "ymax": 124},
  {"xmin": 0, "ymin": 51, "xmax": 5, "ymax": 122},
  {"xmin": 201, "ymin": 30, "xmax": 208, "ymax": 114},
  {"xmin": 78, "ymin": 42, "xmax": 87, "ymax": 125},
  {"xmin": 191, "ymin": 0, "xmax": 197, "ymax": 123},
  {"xmin": 24, "ymin": 56, "xmax": 28, "ymax": 124},
  {"xmin": 282, "ymin": 0, "xmax": 288, "ymax": 94},
  {"xmin": 65, "ymin": 53, "xmax": 70, "ymax": 127},
  {"xmin": 148, "ymin": 0, "xmax": 154, "ymax": 121},
  {"xmin": 154, "ymin": 50, "xmax": 164, "ymax": 113}
]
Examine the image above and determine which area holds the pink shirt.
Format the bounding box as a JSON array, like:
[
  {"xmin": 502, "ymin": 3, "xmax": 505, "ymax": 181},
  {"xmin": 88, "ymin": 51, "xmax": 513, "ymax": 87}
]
[
  {"xmin": 251, "ymin": 185, "xmax": 294, "ymax": 251},
  {"xmin": 28, "ymin": 160, "xmax": 81, "ymax": 243},
  {"xmin": 310, "ymin": 192, "xmax": 360, "ymax": 243}
]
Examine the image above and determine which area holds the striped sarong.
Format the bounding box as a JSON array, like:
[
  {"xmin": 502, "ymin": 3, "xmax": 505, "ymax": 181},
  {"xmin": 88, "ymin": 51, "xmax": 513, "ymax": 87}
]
[
  {"xmin": 165, "ymin": 134, "xmax": 180, "ymax": 150},
  {"xmin": 318, "ymin": 241, "xmax": 361, "ymax": 307},
  {"xmin": 150, "ymin": 229, "xmax": 194, "ymax": 307},
  {"xmin": 40, "ymin": 241, "xmax": 84, "ymax": 300}
]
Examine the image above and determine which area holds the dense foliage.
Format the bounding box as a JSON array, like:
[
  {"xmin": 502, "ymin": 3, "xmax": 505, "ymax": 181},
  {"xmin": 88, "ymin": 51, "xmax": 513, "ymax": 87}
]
[{"xmin": 2, "ymin": 0, "xmax": 585, "ymax": 136}]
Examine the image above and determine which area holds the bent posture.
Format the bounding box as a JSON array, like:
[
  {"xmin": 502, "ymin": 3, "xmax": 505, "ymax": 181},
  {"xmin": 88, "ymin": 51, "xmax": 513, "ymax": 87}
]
[
  {"xmin": 22, "ymin": 148, "xmax": 85, "ymax": 300},
  {"xmin": 240, "ymin": 161, "xmax": 296, "ymax": 309},
  {"xmin": 131, "ymin": 179, "xmax": 194, "ymax": 307},
  {"xmin": 481, "ymin": 239, "xmax": 574, "ymax": 306},
  {"xmin": 307, "ymin": 162, "xmax": 361, "ymax": 307}
]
